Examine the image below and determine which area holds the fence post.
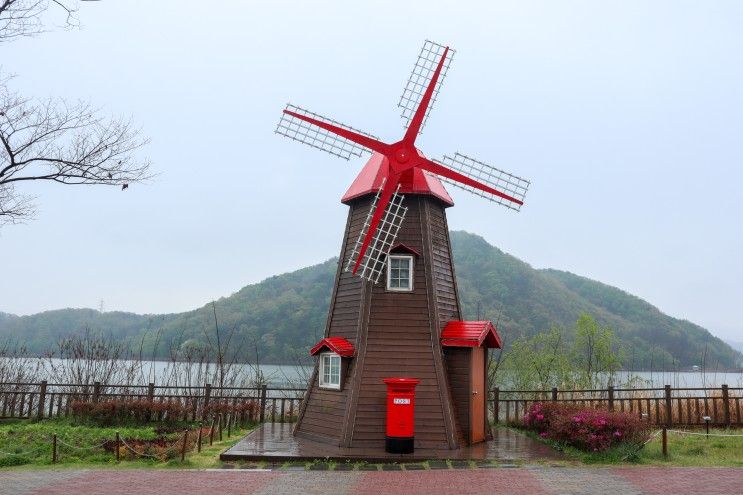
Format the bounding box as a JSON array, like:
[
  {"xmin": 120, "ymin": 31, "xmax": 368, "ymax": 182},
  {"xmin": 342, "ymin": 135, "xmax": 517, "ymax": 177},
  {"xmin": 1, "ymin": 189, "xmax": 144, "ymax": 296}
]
[
  {"xmin": 37, "ymin": 381, "xmax": 47, "ymax": 420},
  {"xmin": 180, "ymin": 429, "xmax": 189, "ymax": 462},
  {"xmin": 115, "ymin": 431, "xmax": 120, "ymax": 462},
  {"xmin": 52, "ymin": 433, "xmax": 57, "ymax": 464},
  {"xmin": 209, "ymin": 416, "xmax": 216, "ymax": 446},
  {"xmin": 721, "ymin": 384, "xmax": 730, "ymax": 426},
  {"xmin": 202, "ymin": 383, "xmax": 212, "ymax": 420},
  {"xmin": 607, "ymin": 386, "xmax": 615, "ymax": 412},
  {"xmin": 664, "ymin": 385, "xmax": 673, "ymax": 426},
  {"xmin": 147, "ymin": 382, "xmax": 155, "ymax": 402},
  {"xmin": 197, "ymin": 423, "xmax": 203, "ymax": 453},
  {"xmin": 218, "ymin": 413, "xmax": 223, "ymax": 441},
  {"xmin": 259, "ymin": 384, "xmax": 267, "ymax": 423},
  {"xmin": 92, "ymin": 382, "xmax": 101, "ymax": 404},
  {"xmin": 551, "ymin": 387, "xmax": 558, "ymax": 401},
  {"xmin": 493, "ymin": 387, "xmax": 500, "ymax": 424},
  {"xmin": 227, "ymin": 413, "xmax": 232, "ymax": 438},
  {"xmin": 662, "ymin": 427, "xmax": 668, "ymax": 457}
]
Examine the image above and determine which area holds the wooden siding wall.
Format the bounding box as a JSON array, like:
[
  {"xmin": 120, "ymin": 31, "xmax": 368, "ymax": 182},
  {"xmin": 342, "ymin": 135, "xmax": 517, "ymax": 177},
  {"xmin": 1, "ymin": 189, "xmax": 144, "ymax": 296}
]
[
  {"xmin": 352, "ymin": 196, "xmax": 446, "ymax": 449},
  {"xmin": 426, "ymin": 199, "xmax": 469, "ymax": 444},
  {"xmin": 293, "ymin": 197, "xmax": 372, "ymax": 444},
  {"xmin": 426, "ymin": 201, "xmax": 461, "ymax": 329},
  {"xmin": 295, "ymin": 194, "xmax": 467, "ymax": 450}
]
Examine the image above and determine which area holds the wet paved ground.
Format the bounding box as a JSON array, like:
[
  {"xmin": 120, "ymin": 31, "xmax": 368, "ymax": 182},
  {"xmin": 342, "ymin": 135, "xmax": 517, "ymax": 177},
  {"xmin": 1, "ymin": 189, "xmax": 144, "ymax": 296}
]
[
  {"xmin": 222, "ymin": 423, "xmax": 566, "ymax": 462},
  {"xmin": 1, "ymin": 466, "xmax": 741, "ymax": 494}
]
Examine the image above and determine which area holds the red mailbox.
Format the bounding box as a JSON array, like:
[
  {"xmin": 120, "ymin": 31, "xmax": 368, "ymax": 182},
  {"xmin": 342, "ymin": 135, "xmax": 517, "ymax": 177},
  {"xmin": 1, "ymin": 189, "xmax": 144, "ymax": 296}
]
[{"xmin": 383, "ymin": 377, "xmax": 420, "ymax": 453}]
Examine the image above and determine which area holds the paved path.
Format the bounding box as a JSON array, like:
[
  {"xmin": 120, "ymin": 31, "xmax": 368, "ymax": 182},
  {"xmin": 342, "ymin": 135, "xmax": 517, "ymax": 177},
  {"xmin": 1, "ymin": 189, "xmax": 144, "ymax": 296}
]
[{"xmin": 1, "ymin": 467, "xmax": 741, "ymax": 495}]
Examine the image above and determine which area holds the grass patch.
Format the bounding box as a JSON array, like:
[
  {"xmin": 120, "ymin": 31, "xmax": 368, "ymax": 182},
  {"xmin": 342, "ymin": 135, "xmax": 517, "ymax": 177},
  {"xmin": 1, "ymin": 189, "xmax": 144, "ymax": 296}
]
[
  {"xmin": 515, "ymin": 425, "xmax": 743, "ymax": 467},
  {"xmin": 640, "ymin": 428, "xmax": 743, "ymax": 467},
  {"xmin": 0, "ymin": 418, "xmax": 252, "ymax": 469}
]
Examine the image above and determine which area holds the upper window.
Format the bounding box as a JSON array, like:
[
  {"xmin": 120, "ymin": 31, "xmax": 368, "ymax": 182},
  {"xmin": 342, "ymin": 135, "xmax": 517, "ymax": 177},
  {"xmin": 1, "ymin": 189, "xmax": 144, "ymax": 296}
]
[
  {"xmin": 387, "ymin": 255, "xmax": 413, "ymax": 292},
  {"xmin": 319, "ymin": 352, "xmax": 341, "ymax": 389}
]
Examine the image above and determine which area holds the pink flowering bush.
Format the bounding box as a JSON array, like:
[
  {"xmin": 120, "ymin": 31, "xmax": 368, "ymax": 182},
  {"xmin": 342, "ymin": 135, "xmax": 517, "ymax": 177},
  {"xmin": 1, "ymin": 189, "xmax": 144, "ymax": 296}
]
[{"xmin": 524, "ymin": 402, "xmax": 648, "ymax": 452}]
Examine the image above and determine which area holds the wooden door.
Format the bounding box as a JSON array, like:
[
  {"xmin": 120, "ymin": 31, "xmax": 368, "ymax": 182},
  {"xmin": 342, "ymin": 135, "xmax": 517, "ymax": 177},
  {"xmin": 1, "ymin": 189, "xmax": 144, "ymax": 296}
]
[{"xmin": 470, "ymin": 346, "xmax": 485, "ymax": 443}]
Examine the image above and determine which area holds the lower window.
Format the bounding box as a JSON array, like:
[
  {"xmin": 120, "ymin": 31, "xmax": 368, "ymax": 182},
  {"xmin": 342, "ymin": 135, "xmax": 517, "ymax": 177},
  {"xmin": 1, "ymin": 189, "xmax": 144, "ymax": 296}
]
[{"xmin": 319, "ymin": 352, "xmax": 341, "ymax": 389}]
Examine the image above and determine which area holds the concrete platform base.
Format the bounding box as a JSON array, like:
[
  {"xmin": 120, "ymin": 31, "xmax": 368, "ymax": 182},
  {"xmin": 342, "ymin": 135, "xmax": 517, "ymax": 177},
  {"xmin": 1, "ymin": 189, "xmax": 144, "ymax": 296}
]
[{"xmin": 220, "ymin": 423, "xmax": 566, "ymax": 463}]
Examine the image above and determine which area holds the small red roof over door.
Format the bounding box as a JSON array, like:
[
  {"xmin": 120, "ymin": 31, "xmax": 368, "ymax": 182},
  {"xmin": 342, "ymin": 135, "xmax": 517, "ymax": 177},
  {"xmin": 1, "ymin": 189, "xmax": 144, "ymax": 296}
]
[
  {"xmin": 440, "ymin": 321, "xmax": 503, "ymax": 349},
  {"xmin": 309, "ymin": 337, "xmax": 355, "ymax": 357}
]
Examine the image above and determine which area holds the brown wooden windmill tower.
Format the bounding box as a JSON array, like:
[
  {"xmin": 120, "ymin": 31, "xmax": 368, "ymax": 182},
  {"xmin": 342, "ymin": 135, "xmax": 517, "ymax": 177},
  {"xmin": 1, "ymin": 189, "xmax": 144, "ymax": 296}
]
[{"xmin": 276, "ymin": 41, "xmax": 529, "ymax": 452}]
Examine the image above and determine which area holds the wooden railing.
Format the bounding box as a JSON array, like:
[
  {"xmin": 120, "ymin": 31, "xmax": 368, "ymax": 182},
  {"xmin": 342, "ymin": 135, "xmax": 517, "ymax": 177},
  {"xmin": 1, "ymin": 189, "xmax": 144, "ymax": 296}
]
[
  {"xmin": 0, "ymin": 381, "xmax": 305, "ymax": 424},
  {"xmin": 490, "ymin": 385, "xmax": 743, "ymax": 427},
  {"xmin": 2, "ymin": 381, "xmax": 741, "ymax": 428}
]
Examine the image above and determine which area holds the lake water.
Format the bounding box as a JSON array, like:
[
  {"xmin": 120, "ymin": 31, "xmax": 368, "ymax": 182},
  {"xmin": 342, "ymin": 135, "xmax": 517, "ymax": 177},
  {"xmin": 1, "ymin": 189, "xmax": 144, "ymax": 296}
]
[
  {"xmin": 7, "ymin": 358, "xmax": 311, "ymax": 388},
  {"xmin": 611, "ymin": 370, "xmax": 743, "ymax": 389},
  {"xmin": 6, "ymin": 358, "xmax": 743, "ymax": 389}
]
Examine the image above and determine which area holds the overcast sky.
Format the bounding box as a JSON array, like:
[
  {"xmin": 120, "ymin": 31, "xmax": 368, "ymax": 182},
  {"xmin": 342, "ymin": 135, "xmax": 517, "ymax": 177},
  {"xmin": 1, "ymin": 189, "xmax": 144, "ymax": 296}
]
[{"xmin": 1, "ymin": 1, "xmax": 741, "ymax": 341}]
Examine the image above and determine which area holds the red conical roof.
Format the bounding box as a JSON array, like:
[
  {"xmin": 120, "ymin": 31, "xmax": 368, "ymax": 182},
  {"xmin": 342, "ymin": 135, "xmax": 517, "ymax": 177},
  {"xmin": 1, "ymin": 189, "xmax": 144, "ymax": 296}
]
[{"xmin": 341, "ymin": 152, "xmax": 454, "ymax": 206}]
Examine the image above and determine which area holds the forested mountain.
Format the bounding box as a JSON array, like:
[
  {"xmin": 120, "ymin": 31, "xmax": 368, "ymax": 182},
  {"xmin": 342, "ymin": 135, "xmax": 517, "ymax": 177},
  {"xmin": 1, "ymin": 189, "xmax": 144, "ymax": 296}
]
[{"xmin": 1, "ymin": 231, "xmax": 739, "ymax": 368}]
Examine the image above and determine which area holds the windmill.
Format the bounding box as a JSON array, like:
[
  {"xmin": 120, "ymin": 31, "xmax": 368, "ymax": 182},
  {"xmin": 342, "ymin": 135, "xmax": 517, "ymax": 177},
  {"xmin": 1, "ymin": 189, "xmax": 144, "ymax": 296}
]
[{"xmin": 276, "ymin": 41, "xmax": 530, "ymax": 452}]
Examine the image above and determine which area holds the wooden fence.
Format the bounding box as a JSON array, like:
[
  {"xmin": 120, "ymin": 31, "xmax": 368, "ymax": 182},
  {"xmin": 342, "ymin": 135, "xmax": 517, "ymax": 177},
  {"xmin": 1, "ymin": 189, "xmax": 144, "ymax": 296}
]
[
  {"xmin": 2, "ymin": 381, "xmax": 741, "ymax": 428},
  {"xmin": 0, "ymin": 381, "xmax": 305, "ymax": 424},
  {"xmin": 491, "ymin": 385, "xmax": 743, "ymax": 427}
]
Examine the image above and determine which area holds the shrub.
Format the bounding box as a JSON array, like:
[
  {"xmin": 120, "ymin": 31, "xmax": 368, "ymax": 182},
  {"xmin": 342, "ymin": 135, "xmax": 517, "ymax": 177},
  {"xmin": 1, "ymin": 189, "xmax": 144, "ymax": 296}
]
[
  {"xmin": 0, "ymin": 455, "xmax": 30, "ymax": 467},
  {"xmin": 203, "ymin": 400, "xmax": 259, "ymax": 420},
  {"xmin": 524, "ymin": 402, "xmax": 649, "ymax": 452},
  {"xmin": 71, "ymin": 399, "xmax": 185, "ymax": 426}
]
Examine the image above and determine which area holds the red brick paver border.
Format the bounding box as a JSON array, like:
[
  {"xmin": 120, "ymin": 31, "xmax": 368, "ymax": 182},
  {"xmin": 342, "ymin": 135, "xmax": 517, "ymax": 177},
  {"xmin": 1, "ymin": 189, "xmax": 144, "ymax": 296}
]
[
  {"xmin": 1, "ymin": 466, "xmax": 742, "ymax": 495},
  {"xmin": 353, "ymin": 469, "xmax": 548, "ymax": 495},
  {"xmin": 612, "ymin": 467, "xmax": 743, "ymax": 495},
  {"xmin": 30, "ymin": 470, "xmax": 278, "ymax": 495}
]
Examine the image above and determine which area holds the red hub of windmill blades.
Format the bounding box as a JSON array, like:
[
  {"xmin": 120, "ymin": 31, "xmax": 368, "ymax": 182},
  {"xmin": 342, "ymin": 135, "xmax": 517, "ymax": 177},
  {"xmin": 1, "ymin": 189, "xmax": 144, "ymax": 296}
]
[{"xmin": 280, "ymin": 45, "xmax": 525, "ymax": 276}]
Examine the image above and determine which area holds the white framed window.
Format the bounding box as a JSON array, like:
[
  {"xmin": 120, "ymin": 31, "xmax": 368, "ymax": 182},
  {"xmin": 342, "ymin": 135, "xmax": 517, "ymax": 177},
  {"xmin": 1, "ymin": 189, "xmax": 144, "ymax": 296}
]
[
  {"xmin": 387, "ymin": 255, "xmax": 414, "ymax": 292},
  {"xmin": 319, "ymin": 352, "xmax": 341, "ymax": 389}
]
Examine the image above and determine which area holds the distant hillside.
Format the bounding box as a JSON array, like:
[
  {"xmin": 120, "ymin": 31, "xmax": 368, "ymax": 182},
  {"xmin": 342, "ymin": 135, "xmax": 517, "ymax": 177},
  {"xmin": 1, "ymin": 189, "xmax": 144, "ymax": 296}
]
[
  {"xmin": 1, "ymin": 231, "xmax": 739, "ymax": 368},
  {"xmin": 450, "ymin": 233, "xmax": 738, "ymax": 369}
]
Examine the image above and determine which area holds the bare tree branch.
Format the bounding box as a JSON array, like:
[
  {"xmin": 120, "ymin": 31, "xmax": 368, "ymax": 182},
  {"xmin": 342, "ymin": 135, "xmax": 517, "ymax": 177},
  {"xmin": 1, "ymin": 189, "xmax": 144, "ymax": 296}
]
[
  {"xmin": 0, "ymin": 75, "xmax": 151, "ymax": 224},
  {"xmin": 0, "ymin": 0, "xmax": 79, "ymax": 42},
  {"xmin": 0, "ymin": 3, "xmax": 151, "ymax": 225},
  {"xmin": 0, "ymin": 182, "xmax": 35, "ymax": 224}
]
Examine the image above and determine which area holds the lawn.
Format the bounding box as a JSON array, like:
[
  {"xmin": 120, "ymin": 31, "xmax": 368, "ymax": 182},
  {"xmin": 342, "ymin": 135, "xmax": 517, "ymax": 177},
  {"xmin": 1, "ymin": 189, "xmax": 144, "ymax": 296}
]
[
  {"xmin": 515, "ymin": 426, "xmax": 743, "ymax": 467},
  {"xmin": 0, "ymin": 418, "xmax": 252, "ymax": 469},
  {"xmin": 640, "ymin": 428, "xmax": 743, "ymax": 467}
]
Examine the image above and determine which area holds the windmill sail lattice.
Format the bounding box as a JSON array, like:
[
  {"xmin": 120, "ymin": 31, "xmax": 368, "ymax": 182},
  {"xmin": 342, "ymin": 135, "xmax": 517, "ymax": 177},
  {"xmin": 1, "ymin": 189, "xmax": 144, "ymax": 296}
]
[
  {"xmin": 345, "ymin": 181, "xmax": 408, "ymax": 283},
  {"xmin": 434, "ymin": 153, "xmax": 530, "ymax": 211},
  {"xmin": 276, "ymin": 104, "xmax": 378, "ymax": 160},
  {"xmin": 399, "ymin": 40, "xmax": 455, "ymax": 133}
]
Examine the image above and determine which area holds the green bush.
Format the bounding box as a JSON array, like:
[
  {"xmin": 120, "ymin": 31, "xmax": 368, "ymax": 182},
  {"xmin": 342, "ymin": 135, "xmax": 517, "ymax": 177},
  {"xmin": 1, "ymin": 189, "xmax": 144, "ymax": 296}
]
[{"xmin": 71, "ymin": 400, "xmax": 185, "ymax": 426}]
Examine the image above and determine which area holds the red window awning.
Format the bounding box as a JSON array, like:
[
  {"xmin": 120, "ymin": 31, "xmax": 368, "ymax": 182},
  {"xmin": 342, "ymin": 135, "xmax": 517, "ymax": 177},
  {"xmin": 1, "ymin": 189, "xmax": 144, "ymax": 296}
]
[
  {"xmin": 440, "ymin": 321, "xmax": 503, "ymax": 349},
  {"xmin": 389, "ymin": 243, "xmax": 421, "ymax": 257},
  {"xmin": 310, "ymin": 337, "xmax": 355, "ymax": 357}
]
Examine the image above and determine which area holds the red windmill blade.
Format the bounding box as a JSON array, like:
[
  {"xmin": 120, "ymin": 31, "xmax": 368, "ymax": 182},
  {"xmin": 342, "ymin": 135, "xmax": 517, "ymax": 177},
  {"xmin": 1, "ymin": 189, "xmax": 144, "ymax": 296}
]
[
  {"xmin": 276, "ymin": 40, "xmax": 530, "ymax": 282},
  {"xmin": 344, "ymin": 179, "xmax": 408, "ymax": 283}
]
